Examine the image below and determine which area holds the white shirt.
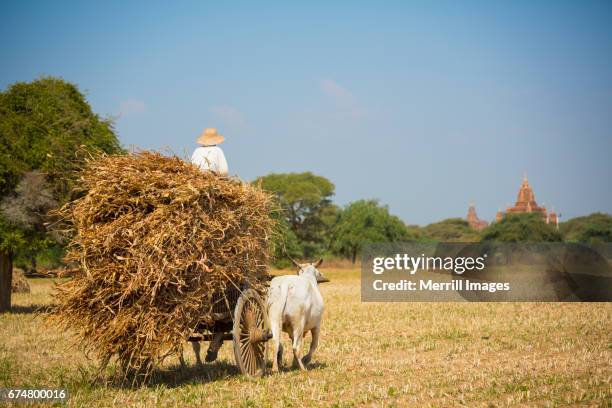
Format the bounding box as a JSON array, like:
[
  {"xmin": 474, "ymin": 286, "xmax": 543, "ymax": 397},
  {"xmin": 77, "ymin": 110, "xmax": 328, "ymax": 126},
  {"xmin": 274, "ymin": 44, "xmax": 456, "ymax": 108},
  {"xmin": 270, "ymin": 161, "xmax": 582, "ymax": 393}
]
[{"xmin": 190, "ymin": 146, "xmax": 228, "ymax": 175}]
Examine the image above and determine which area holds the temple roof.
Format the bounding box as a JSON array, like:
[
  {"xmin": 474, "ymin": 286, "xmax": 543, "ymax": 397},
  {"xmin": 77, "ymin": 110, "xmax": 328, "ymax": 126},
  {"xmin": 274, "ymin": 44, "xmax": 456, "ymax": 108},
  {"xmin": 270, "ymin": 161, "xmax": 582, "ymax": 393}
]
[{"xmin": 506, "ymin": 175, "xmax": 547, "ymax": 214}]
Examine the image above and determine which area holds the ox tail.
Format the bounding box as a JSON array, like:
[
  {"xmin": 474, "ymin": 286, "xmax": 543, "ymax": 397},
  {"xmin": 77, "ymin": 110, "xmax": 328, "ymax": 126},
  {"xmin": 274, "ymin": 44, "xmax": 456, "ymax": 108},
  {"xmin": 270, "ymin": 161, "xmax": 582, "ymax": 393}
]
[
  {"xmin": 268, "ymin": 282, "xmax": 290, "ymax": 336},
  {"xmin": 269, "ymin": 282, "xmax": 289, "ymax": 319},
  {"xmin": 279, "ymin": 283, "xmax": 289, "ymax": 316}
]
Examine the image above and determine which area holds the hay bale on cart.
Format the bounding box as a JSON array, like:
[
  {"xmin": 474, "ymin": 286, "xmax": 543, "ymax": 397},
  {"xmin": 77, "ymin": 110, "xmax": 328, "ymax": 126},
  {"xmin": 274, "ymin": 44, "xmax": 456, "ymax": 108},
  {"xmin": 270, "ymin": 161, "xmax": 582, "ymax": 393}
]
[{"xmin": 49, "ymin": 151, "xmax": 276, "ymax": 382}]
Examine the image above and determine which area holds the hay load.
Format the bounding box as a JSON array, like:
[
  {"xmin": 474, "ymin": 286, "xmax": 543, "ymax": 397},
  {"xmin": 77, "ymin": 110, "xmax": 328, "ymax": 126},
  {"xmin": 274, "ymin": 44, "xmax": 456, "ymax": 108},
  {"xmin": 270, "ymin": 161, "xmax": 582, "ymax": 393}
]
[
  {"xmin": 50, "ymin": 151, "xmax": 275, "ymax": 379},
  {"xmin": 12, "ymin": 268, "xmax": 31, "ymax": 293}
]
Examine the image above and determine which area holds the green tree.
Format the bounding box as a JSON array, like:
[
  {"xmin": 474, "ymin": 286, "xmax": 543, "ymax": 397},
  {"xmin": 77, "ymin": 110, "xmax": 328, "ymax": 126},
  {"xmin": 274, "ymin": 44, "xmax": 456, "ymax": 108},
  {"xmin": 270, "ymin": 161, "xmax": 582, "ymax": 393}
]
[
  {"xmin": 481, "ymin": 213, "xmax": 563, "ymax": 242},
  {"xmin": 269, "ymin": 216, "xmax": 303, "ymax": 268},
  {"xmin": 560, "ymin": 212, "xmax": 612, "ymax": 244},
  {"xmin": 0, "ymin": 76, "xmax": 123, "ymax": 311},
  {"xmin": 405, "ymin": 224, "xmax": 428, "ymax": 242},
  {"xmin": 331, "ymin": 199, "xmax": 413, "ymax": 263},
  {"xmin": 0, "ymin": 76, "xmax": 122, "ymax": 199},
  {"xmin": 254, "ymin": 172, "xmax": 338, "ymax": 259},
  {"xmin": 423, "ymin": 218, "xmax": 481, "ymax": 242}
]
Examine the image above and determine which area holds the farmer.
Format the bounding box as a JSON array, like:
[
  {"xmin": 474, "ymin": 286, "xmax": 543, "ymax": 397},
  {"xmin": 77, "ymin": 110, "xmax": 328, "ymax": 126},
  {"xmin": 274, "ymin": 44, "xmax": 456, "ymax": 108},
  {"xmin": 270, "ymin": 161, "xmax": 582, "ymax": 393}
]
[
  {"xmin": 188, "ymin": 127, "xmax": 229, "ymax": 364},
  {"xmin": 191, "ymin": 128, "xmax": 229, "ymax": 175}
]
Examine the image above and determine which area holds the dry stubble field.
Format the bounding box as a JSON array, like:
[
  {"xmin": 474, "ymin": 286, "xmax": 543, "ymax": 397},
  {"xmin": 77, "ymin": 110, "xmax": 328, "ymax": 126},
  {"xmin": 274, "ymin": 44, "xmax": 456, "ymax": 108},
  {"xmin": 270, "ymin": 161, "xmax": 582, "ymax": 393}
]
[{"xmin": 0, "ymin": 268, "xmax": 610, "ymax": 407}]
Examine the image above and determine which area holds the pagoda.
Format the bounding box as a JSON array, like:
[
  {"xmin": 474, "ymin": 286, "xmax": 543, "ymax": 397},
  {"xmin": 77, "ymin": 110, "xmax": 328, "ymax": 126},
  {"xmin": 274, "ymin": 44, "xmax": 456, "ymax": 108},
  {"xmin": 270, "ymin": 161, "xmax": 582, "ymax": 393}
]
[
  {"xmin": 497, "ymin": 175, "xmax": 559, "ymax": 228},
  {"xmin": 466, "ymin": 203, "xmax": 488, "ymax": 230}
]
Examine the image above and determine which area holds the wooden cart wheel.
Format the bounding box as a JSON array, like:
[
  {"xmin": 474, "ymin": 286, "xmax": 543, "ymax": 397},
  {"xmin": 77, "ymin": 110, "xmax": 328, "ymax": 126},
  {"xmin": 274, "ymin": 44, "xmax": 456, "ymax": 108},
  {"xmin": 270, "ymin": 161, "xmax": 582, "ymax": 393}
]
[{"xmin": 233, "ymin": 288, "xmax": 271, "ymax": 377}]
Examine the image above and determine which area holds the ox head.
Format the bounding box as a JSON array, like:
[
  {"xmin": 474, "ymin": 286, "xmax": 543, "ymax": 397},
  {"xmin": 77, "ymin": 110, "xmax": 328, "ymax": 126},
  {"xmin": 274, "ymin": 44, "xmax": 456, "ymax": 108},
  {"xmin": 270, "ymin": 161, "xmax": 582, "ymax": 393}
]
[{"xmin": 291, "ymin": 258, "xmax": 330, "ymax": 283}]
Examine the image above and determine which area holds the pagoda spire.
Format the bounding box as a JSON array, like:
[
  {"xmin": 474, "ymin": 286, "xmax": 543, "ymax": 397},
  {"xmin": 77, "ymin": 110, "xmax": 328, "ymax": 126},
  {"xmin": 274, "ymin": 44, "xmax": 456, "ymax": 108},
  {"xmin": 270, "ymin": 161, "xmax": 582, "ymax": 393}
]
[
  {"xmin": 500, "ymin": 174, "xmax": 559, "ymax": 224},
  {"xmin": 466, "ymin": 202, "xmax": 488, "ymax": 230}
]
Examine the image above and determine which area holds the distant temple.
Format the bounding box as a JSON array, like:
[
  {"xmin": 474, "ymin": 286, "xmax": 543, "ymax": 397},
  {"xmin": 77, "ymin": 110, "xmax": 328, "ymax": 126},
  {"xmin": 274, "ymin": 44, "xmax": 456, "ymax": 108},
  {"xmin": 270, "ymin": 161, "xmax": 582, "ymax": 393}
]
[
  {"xmin": 495, "ymin": 175, "xmax": 559, "ymax": 228},
  {"xmin": 466, "ymin": 203, "xmax": 489, "ymax": 230}
]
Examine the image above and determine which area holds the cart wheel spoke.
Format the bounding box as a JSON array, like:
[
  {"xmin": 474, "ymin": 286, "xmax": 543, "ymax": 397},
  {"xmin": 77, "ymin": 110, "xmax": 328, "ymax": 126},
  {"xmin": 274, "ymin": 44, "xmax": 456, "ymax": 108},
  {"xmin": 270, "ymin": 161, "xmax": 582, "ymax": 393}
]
[
  {"xmin": 253, "ymin": 344, "xmax": 263, "ymax": 361},
  {"xmin": 250, "ymin": 347, "xmax": 258, "ymax": 374},
  {"xmin": 248, "ymin": 347, "xmax": 256, "ymax": 374},
  {"xmin": 243, "ymin": 347, "xmax": 252, "ymax": 372}
]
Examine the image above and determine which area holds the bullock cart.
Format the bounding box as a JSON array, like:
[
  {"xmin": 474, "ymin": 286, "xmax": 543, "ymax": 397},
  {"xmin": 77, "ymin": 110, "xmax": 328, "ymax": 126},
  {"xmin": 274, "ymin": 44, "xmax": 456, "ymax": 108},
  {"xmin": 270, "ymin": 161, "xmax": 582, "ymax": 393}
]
[
  {"xmin": 187, "ymin": 283, "xmax": 273, "ymax": 377},
  {"xmin": 50, "ymin": 151, "xmax": 278, "ymax": 382}
]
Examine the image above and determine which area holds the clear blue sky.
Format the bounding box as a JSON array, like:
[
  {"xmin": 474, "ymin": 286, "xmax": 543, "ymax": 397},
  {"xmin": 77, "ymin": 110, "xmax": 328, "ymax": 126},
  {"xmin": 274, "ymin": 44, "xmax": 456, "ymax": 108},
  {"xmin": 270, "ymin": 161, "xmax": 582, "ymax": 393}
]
[{"xmin": 2, "ymin": 1, "xmax": 611, "ymax": 225}]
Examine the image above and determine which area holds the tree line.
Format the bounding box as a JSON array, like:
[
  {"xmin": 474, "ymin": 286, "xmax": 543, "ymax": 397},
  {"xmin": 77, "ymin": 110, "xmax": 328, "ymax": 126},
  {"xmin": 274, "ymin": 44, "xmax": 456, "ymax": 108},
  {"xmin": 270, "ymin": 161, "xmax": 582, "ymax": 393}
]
[
  {"xmin": 256, "ymin": 172, "xmax": 611, "ymax": 267},
  {"xmin": 1, "ymin": 77, "xmax": 611, "ymax": 310}
]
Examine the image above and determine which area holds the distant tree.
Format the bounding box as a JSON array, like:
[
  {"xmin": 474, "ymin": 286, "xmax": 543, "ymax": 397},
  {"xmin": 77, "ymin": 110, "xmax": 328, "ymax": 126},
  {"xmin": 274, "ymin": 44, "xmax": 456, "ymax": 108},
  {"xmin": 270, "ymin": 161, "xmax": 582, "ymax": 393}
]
[
  {"xmin": 1, "ymin": 172, "xmax": 58, "ymax": 275},
  {"xmin": 423, "ymin": 218, "xmax": 481, "ymax": 242},
  {"xmin": 331, "ymin": 199, "xmax": 413, "ymax": 263},
  {"xmin": 560, "ymin": 212, "xmax": 612, "ymax": 244},
  {"xmin": 405, "ymin": 224, "xmax": 430, "ymax": 242},
  {"xmin": 0, "ymin": 76, "xmax": 123, "ymax": 311},
  {"xmin": 300, "ymin": 202, "xmax": 339, "ymax": 258},
  {"xmin": 269, "ymin": 216, "xmax": 303, "ymax": 269},
  {"xmin": 254, "ymin": 172, "xmax": 337, "ymax": 259},
  {"xmin": 481, "ymin": 213, "xmax": 563, "ymax": 242}
]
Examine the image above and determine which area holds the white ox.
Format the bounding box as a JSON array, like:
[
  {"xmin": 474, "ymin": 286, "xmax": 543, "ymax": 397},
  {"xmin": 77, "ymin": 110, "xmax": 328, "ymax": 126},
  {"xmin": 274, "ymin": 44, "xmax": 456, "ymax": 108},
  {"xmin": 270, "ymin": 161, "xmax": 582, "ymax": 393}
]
[{"xmin": 267, "ymin": 259, "xmax": 328, "ymax": 372}]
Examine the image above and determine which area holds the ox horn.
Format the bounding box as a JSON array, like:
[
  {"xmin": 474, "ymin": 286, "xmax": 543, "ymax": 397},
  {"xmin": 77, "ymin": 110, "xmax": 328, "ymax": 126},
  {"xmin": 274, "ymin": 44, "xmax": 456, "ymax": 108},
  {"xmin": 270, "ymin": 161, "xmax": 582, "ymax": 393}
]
[{"xmin": 289, "ymin": 256, "xmax": 301, "ymax": 269}]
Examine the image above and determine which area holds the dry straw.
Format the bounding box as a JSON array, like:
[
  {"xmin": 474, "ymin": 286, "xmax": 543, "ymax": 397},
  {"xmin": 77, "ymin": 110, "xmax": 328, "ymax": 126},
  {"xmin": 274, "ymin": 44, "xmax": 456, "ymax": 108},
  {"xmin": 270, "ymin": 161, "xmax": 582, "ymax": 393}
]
[
  {"xmin": 11, "ymin": 268, "xmax": 30, "ymax": 293},
  {"xmin": 49, "ymin": 151, "xmax": 276, "ymax": 382}
]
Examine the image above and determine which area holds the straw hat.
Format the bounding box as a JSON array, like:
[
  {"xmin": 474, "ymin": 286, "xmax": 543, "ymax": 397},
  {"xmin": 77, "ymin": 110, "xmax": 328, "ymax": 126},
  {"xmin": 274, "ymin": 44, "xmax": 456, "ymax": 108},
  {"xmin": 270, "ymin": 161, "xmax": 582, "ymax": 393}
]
[{"xmin": 196, "ymin": 128, "xmax": 225, "ymax": 146}]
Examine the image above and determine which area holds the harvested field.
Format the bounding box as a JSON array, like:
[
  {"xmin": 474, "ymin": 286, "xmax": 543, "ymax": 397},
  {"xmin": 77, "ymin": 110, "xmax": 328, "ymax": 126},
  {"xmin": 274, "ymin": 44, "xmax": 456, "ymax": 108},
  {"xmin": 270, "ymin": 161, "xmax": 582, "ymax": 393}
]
[{"xmin": 1, "ymin": 269, "xmax": 610, "ymax": 407}]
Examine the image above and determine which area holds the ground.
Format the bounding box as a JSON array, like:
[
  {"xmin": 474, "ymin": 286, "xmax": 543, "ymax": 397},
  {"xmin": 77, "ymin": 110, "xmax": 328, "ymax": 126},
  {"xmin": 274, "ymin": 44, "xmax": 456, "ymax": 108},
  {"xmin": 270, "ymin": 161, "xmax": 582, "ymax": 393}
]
[{"xmin": 0, "ymin": 268, "xmax": 610, "ymax": 407}]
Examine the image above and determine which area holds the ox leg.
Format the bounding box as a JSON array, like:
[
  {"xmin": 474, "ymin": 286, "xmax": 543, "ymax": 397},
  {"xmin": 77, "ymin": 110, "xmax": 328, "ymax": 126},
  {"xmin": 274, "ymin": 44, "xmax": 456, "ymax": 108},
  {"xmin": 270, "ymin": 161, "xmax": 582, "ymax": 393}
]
[
  {"xmin": 205, "ymin": 332, "xmax": 224, "ymax": 362},
  {"xmin": 271, "ymin": 337, "xmax": 280, "ymax": 373},
  {"xmin": 302, "ymin": 325, "xmax": 320, "ymax": 366},
  {"xmin": 179, "ymin": 349, "xmax": 187, "ymax": 370},
  {"xmin": 271, "ymin": 320, "xmax": 283, "ymax": 373},
  {"xmin": 277, "ymin": 343, "xmax": 284, "ymax": 368},
  {"xmin": 291, "ymin": 327, "xmax": 306, "ymax": 371},
  {"xmin": 192, "ymin": 341, "xmax": 203, "ymax": 367}
]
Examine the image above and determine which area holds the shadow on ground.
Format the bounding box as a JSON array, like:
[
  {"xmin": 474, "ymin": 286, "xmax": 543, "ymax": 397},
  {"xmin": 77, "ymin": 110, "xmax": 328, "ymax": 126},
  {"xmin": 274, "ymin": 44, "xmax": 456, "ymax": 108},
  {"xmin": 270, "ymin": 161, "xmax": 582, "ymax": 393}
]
[
  {"xmin": 150, "ymin": 360, "xmax": 241, "ymax": 387},
  {"xmin": 98, "ymin": 358, "xmax": 328, "ymax": 389},
  {"xmin": 6, "ymin": 304, "xmax": 51, "ymax": 314}
]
